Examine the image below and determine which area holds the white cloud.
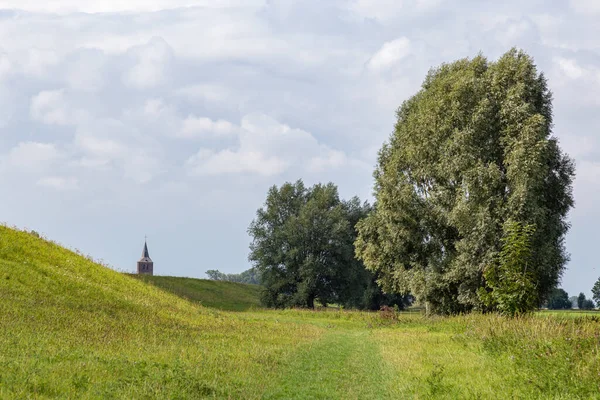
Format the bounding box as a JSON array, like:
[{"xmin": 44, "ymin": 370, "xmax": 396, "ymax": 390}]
[
  {"xmin": 22, "ymin": 48, "xmax": 60, "ymax": 77},
  {"xmin": 555, "ymin": 57, "xmax": 586, "ymax": 80},
  {"xmin": 180, "ymin": 116, "xmax": 237, "ymax": 138},
  {"xmin": 0, "ymin": 0, "xmax": 266, "ymax": 14},
  {"xmin": 142, "ymin": 98, "xmax": 173, "ymax": 118},
  {"xmin": 308, "ymin": 150, "xmax": 348, "ymax": 172},
  {"xmin": 123, "ymin": 37, "xmax": 174, "ymax": 89},
  {"xmin": 571, "ymin": 161, "xmax": 600, "ymax": 218},
  {"xmin": 0, "ymin": 86, "xmax": 14, "ymax": 127},
  {"xmin": 65, "ymin": 49, "xmax": 107, "ymax": 92},
  {"xmin": 559, "ymin": 135, "xmax": 599, "ymax": 160},
  {"xmin": 0, "ymin": 53, "xmax": 11, "ymax": 80},
  {"xmin": 37, "ymin": 176, "xmax": 78, "ymax": 190},
  {"xmin": 367, "ymin": 37, "xmax": 411, "ymax": 71},
  {"xmin": 187, "ymin": 148, "xmax": 287, "ymax": 176},
  {"xmin": 123, "ymin": 150, "xmax": 162, "ymax": 184},
  {"xmin": 570, "ymin": 0, "xmax": 600, "ymax": 14},
  {"xmin": 74, "ymin": 133, "xmax": 126, "ymax": 159},
  {"xmin": 350, "ymin": 0, "xmax": 443, "ymax": 22},
  {"xmin": 175, "ymin": 84, "xmax": 231, "ymax": 103},
  {"xmin": 3, "ymin": 142, "xmax": 61, "ymax": 170},
  {"xmin": 186, "ymin": 113, "xmax": 350, "ymax": 176},
  {"xmin": 30, "ymin": 89, "xmax": 80, "ymax": 126}
]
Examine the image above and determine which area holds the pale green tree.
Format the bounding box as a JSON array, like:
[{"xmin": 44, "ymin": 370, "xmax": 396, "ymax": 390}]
[
  {"xmin": 355, "ymin": 49, "xmax": 575, "ymax": 314},
  {"xmin": 592, "ymin": 278, "xmax": 600, "ymax": 307}
]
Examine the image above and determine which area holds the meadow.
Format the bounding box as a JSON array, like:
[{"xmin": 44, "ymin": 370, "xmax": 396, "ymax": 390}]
[{"xmin": 1, "ymin": 226, "xmax": 599, "ymax": 399}]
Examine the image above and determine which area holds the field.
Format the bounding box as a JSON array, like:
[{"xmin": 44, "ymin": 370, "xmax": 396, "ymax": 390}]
[{"xmin": 1, "ymin": 226, "xmax": 599, "ymax": 399}]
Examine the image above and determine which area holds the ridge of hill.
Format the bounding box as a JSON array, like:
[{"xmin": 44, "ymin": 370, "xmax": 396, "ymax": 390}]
[{"xmin": 130, "ymin": 275, "xmax": 261, "ymax": 311}]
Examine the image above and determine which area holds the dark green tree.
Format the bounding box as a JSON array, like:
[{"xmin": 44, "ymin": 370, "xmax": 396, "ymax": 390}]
[
  {"xmin": 355, "ymin": 49, "xmax": 575, "ymax": 314},
  {"xmin": 577, "ymin": 292, "xmax": 586, "ymax": 309},
  {"xmin": 546, "ymin": 288, "xmax": 572, "ymax": 310},
  {"xmin": 479, "ymin": 221, "xmax": 538, "ymax": 315},
  {"xmin": 249, "ymin": 180, "xmax": 380, "ymax": 309},
  {"xmin": 592, "ymin": 278, "xmax": 600, "ymax": 306},
  {"xmin": 582, "ymin": 299, "xmax": 595, "ymax": 310}
]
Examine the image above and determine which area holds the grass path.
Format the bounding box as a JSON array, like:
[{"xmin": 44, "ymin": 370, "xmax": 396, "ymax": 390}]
[{"xmin": 264, "ymin": 329, "xmax": 393, "ymax": 399}]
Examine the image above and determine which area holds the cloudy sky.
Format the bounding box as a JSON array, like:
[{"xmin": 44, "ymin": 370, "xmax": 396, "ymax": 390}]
[{"xmin": 1, "ymin": 0, "xmax": 599, "ymax": 297}]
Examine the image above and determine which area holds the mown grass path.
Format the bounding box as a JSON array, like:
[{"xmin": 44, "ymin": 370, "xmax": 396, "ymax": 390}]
[{"xmin": 264, "ymin": 329, "xmax": 392, "ymax": 399}]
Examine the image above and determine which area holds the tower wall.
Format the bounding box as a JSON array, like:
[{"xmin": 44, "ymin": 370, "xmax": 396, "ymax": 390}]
[{"xmin": 137, "ymin": 261, "xmax": 154, "ymax": 275}]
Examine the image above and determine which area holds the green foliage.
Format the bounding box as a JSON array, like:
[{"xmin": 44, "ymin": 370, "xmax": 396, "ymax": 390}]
[
  {"xmin": 131, "ymin": 275, "xmax": 261, "ymax": 311},
  {"xmin": 249, "ymin": 180, "xmax": 396, "ymax": 310},
  {"xmin": 205, "ymin": 267, "xmax": 262, "ymax": 285},
  {"xmin": 577, "ymin": 292, "xmax": 586, "ymax": 309},
  {"xmin": 581, "ymin": 299, "xmax": 595, "ymax": 310},
  {"xmin": 591, "ymin": 278, "xmax": 600, "ymax": 306},
  {"xmin": 479, "ymin": 221, "xmax": 538, "ymax": 316},
  {"xmin": 545, "ymin": 288, "xmax": 572, "ymax": 310},
  {"xmin": 356, "ymin": 48, "xmax": 575, "ymax": 314}
]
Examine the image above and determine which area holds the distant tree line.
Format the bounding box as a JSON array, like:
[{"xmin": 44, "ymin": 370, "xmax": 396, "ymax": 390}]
[
  {"xmin": 205, "ymin": 268, "xmax": 261, "ymax": 285},
  {"xmin": 543, "ymin": 288, "xmax": 598, "ymax": 310},
  {"xmin": 577, "ymin": 292, "xmax": 596, "ymax": 310}
]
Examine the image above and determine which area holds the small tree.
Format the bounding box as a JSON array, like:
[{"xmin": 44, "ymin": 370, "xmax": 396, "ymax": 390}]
[
  {"xmin": 206, "ymin": 270, "xmax": 227, "ymax": 280},
  {"xmin": 546, "ymin": 288, "xmax": 572, "ymax": 310},
  {"xmin": 582, "ymin": 299, "xmax": 595, "ymax": 310},
  {"xmin": 592, "ymin": 278, "xmax": 600, "ymax": 306},
  {"xmin": 577, "ymin": 292, "xmax": 586, "ymax": 309},
  {"xmin": 479, "ymin": 221, "xmax": 538, "ymax": 316}
]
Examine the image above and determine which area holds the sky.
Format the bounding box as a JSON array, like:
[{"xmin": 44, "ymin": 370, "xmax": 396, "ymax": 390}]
[{"xmin": 0, "ymin": 0, "xmax": 599, "ymax": 297}]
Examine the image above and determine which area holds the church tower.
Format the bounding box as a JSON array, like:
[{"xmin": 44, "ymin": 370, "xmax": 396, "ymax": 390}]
[{"xmin": 137, "ymin": 239, "xmax": 154, "ymax": 275}]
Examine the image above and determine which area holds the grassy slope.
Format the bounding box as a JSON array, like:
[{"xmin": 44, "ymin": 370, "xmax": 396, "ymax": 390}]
[
  {"xmin": 1, "ymin": 226, "xmax": 600, "ymax": 399},
  {"xmin": 0, "ymin": 227, "xmax": 322, "ymax": 398},
  {"xmin": 130, "ymin": 275, "xmax": 261, "ymax": 311}
]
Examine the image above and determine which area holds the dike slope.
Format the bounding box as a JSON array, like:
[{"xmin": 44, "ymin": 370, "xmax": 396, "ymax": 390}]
[
  {"xmin": 131, "ymin": 275, "xmax": 261, "ymax": 311},
  {"xmin": 0, "ymin": 226, "xmax": 317, "ymax": 398}
]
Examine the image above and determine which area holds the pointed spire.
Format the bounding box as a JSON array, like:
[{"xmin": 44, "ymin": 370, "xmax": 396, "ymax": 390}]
[
  {"xmin": 142, "ymin": 241, "xmax": 150, "ymax": 258},
  {"xmin": 139, "ymin": 238, "xmax": 152, "ymax": 262}
]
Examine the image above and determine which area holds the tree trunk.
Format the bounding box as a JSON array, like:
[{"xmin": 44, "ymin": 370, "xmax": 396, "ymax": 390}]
[{"xmin": 307, "ymin": 295, "xmax": 315, "ymax": 309}]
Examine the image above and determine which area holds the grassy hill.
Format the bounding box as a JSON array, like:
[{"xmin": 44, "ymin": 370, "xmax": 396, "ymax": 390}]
[
  {"xmin": 0, "ymin": 226, "xmax": 320, "ymax": 398},
  {"xmin": 1, "ymin": 225, "xmax": 600, "ymax": 399},
  {"xmin": 130, "ymin": 275, "xmax": 261, "ymax": 311}
]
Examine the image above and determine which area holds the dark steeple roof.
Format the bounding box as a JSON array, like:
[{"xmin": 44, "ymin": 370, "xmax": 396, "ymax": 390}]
[{"xmin": 139, "ymin": 240, "xmax": 153, "ymax": 262}]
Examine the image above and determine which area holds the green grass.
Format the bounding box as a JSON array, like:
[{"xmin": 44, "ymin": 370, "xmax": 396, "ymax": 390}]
[
  {"xmin": 1, "ymin": 226, "xmax": 600, "ymax": 399},
  {"xmin": 130, "ymin": 275, "xmax": 261, "ymax": 311},
  {"xmin": 538, "ymin": 309, "xmax": 600, "ymax": 318}
]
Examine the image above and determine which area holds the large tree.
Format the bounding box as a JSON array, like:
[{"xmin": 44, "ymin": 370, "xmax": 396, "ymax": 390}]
[
  {"xmin": 248, "ymin": 180, "xmax": 398, "ymax": 309},
  {"xmin": 355, "ymin": 49, "xmax": 575, "ymax": 314},
  {"xmin": 249, "ymin": 181, "xmax": 361, "ymax": 308}
]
